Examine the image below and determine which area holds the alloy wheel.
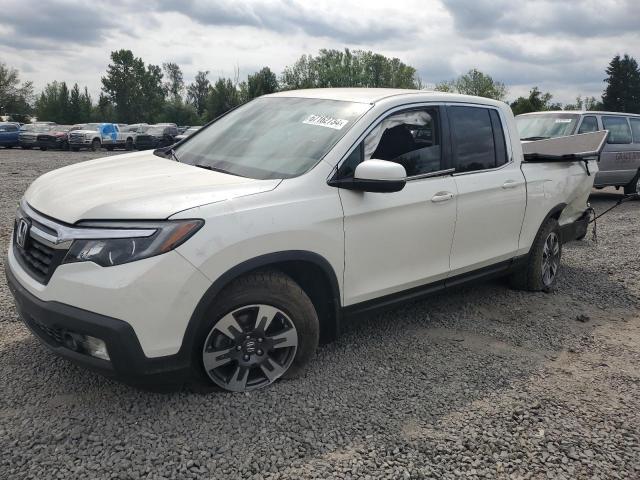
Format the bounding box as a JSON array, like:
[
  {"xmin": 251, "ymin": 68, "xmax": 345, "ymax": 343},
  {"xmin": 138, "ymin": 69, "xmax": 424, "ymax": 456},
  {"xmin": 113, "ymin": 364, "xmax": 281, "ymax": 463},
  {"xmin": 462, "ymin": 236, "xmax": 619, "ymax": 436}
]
[
  {"xmin": 541, "ymin": 231, "xmax": 560, "ymax": 287},
  {"xmin": 202, "ymin": 304, "xmax": 298, "ymax": 392}
]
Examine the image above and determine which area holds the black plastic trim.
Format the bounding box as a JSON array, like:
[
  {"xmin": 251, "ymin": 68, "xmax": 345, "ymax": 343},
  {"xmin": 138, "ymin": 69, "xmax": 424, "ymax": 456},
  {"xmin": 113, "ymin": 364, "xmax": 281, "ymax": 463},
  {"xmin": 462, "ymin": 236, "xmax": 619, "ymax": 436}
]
[
  {"xmin": 560, "ymin": 211, "xmax": 590, "ymax": 243},
  {"xmin": 327, "ymin": 177, "xmax": 406, "ymax": 193},
  {"xmin": 5, "ymin": 261, "xmax": 191, "ymax": 386}
]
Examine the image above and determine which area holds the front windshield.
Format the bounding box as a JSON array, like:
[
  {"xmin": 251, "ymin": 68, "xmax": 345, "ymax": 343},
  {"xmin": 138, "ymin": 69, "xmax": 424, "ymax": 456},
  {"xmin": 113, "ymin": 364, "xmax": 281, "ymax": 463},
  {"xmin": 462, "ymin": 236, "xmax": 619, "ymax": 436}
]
[
  {"xmin": 516, "ymin": 113, "xmax": 579, "ymax": 140},
  {"xmin": 175, "ymin": 97, "xmax": 371, "ymax": 179}
]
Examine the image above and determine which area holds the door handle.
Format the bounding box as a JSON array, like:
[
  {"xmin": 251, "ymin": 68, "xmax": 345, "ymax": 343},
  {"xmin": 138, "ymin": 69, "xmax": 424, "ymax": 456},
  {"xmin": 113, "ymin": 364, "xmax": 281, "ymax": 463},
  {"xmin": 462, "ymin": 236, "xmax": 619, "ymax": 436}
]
[
  {"xmin": 502, "ymin": 180, "xmax": 519, "ymax": 189},
  {"xmin": 431, "ymin": 192, "xmax": 455, "ymax": 203}
]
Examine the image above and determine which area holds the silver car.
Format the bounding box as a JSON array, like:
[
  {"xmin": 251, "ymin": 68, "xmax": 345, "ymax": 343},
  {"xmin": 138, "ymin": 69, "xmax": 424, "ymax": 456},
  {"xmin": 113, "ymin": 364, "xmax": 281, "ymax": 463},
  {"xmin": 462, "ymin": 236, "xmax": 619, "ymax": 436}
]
[{"xmin": 516, "ymin": 111, "xmax": 640, "ymax": 195}]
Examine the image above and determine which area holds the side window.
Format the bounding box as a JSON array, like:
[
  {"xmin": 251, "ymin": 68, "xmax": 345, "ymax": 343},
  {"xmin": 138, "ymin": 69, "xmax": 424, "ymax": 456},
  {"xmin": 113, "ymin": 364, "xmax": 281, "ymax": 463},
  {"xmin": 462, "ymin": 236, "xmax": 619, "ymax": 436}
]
[
  {"xmin": 449, "ymin": 106, "xmax": 497, "ymax": 172},
  {"xmin": 577, "ymin": 116, "xmax": 598, "ymax": 134},
  {"xmin": 630, "ymin": 118, "xmax": 640, "ymax": 144},
  {"xmin": 363, "ymin": 108, "xmax": 442, "ymax": 177},
  {"xmin": 8, "ymin": 125, "xmax": 19, "ymax": 132},
  {"xmin": 602, "ymin": 116, "xmax": 632, "ymax": 144},
  {"xmin": 489, "ymin": 109, "xmax": 508, "ymax": 166}
]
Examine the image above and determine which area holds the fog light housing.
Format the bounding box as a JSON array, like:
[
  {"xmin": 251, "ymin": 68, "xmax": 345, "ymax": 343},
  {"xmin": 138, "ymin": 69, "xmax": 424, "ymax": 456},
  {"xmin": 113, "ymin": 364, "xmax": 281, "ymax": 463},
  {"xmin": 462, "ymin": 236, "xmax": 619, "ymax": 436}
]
[{"xmin": 65, "ymin": 333, "xmax": 110, "ymax": 360}]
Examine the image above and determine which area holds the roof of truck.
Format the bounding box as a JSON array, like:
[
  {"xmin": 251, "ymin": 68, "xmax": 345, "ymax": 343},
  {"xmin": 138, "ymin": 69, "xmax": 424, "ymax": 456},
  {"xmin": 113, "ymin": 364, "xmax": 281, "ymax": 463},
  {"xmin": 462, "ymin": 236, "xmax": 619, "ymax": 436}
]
[{"xmin": 265, "ymin": 88, "xmax": 504, "ymax": 107}]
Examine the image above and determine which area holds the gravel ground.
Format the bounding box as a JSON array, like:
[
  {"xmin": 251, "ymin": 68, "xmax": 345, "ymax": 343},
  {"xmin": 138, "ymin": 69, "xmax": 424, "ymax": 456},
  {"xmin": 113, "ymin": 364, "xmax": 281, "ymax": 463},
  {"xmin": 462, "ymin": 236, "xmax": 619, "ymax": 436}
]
[{"xmin": 1, "ymin": 148, "xmax": 639, "ymax": 479}]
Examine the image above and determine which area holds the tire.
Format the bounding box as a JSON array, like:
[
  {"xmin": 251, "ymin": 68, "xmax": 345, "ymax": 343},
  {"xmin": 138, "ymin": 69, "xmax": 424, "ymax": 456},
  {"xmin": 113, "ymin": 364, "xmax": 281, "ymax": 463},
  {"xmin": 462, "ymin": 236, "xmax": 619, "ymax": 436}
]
[
  {"xmin": 91, "ymin": 139, "xmax": 101, "ymax": 152},
  {"xmin": 510, "ymin": 218, "xmax": 562, "ymax": 292},
  {"xmin": 192, "ymin": 270, "xmax": 319, "ymax": 392},
  {"xmin": 623, "ymin": 173, "xmax": 640, "ymax": 197},
  {"xmin": 125, "ymin": 138, "xmax": 134, "ymax": 150}
]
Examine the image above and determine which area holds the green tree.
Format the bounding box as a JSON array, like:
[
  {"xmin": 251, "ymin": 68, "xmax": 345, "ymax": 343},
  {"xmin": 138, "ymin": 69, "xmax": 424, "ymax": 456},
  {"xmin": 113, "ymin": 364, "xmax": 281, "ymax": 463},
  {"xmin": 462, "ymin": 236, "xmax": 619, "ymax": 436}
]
[
  {"xmin": 204, "ymin": 78, "xmax": 240, "ymax": 120},
  {"xmin": 563, "ymin": 95, "xmax": 602, "ymax": 111},
  {"xmin": 80, "ymin": 87, "xmax": 93, "ymax": 122},
  {"xmin": 436, "ymin": 69, "xmax": 507, "ymax": 101},
  {"xmin": 186, "ymin": 70, "xmax": 211, "ymax": 117},
  {"xmin": 101, "ymin": 49, "xmax": 165, "ymax": 122},
  {"xmin": 281, "ymin": 48, "xmax": 419, "ymax": 90},
  {"xmin": 240, "ymin": 67, "xmax": 278, "ymax": 102},
  {"xmin": 602, "ymin": 54, "xmax": 640, "ymax": 113},
  {"xmin": 68, "ymin": 83, "xmax": 82, "ymax": 123},
  {"xmin": 158, "ymin": 97, "xmax": 200, "ymax": 125},
  {"xmin": 163, "ymin": 62, "xmax": 184, "ymax": 100},
  {"xmin": 0, "ymin": 62, "xmax": 34, "ymax": 121},
  {"xmin": 93, "ymin": 93, "xmax": 115, "ymax": 122},
  {"xmin": 510, "ymin": 87, "xmax": 562, "ymax": 115}
]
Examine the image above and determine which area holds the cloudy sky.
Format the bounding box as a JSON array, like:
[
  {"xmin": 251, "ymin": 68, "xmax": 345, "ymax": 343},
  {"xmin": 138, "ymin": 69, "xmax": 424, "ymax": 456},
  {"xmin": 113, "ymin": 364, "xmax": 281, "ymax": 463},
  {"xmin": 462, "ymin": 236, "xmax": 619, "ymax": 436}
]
[{"xmin": 1, "ymin": 0, "xmax": 638, "ymax": 104}]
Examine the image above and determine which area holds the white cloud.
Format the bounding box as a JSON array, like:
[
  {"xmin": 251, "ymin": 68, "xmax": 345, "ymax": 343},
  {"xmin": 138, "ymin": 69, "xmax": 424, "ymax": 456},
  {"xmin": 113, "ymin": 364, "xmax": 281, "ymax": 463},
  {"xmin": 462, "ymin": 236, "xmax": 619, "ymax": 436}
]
[{"xmin": 0, "ymin": 0, "xmax": 637, "ymax": 104}]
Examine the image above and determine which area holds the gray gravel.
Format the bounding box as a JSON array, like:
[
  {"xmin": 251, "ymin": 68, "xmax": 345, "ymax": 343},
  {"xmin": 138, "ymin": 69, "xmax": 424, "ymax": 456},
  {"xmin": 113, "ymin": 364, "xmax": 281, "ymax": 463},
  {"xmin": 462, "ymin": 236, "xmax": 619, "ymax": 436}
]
[{"xmin": 1, "ymin": 148, "xmax": 639, "ymax": 479}]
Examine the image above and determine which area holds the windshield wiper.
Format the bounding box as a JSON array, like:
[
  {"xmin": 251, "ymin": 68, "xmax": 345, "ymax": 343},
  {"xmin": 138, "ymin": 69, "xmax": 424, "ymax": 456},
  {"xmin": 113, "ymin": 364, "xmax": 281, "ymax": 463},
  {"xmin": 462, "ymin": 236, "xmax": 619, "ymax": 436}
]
[
  {"xmin": 521, "ymin": 136, "xmax": 550, "ymax": 141},
  {"xmin": 194, "ymin": 164, "xmax": 246, "ymax": 177},
  {"xmin": 153, "ymin": 146, "xmax": 180, "ymax": 162}
]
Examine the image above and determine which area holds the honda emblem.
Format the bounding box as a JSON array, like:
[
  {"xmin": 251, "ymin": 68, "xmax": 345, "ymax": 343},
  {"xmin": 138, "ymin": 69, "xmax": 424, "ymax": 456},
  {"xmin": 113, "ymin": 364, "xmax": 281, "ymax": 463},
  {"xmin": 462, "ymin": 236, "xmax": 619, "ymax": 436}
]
[{"xmin": 16, "ymin": 218, "xmax": 30, "ymax": 249}]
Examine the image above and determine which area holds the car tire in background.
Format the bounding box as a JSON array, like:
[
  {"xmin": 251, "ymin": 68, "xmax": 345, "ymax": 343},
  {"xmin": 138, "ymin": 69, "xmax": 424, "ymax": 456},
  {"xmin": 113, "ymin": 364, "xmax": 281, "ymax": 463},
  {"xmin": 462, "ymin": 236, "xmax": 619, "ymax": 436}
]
[
  {"xmin": 91, "ymin": 139, "xmax": 101, "ymax": 152},
  {"xmin": 125, "ymin": 138, "xmax": 134, "ymax": 150},
  {"xmin": 623, "ymin": 172, "xmax": 640, "ymax": 197},
  {"xmin": 192, "ymin": 270, "xmax": 319, "ymax": 393},
  {"xmin": 510, "ymin": 217, "xmax": 562, "ymax": 292}
]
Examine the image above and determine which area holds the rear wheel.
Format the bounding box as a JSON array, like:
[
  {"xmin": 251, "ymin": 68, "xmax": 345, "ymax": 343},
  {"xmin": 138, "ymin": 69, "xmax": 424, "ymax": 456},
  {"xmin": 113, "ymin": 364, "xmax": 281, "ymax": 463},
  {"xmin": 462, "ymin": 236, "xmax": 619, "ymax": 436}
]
[
  {"xmin": 91, "ymin": 139, "xmax": 101, "ymax": 152},
  {"xmin": 194, "ymin": 271, "xmax": 319, "ymax": 392},
  {"xmin": 510, "ymin": 218, "xmax": 562, "ymax": 291}
]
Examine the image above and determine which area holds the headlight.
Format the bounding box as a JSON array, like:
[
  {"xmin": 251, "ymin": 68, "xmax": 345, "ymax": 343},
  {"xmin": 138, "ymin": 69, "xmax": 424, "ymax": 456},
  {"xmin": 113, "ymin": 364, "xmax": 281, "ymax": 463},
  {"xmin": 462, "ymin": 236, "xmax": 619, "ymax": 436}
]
[{"xmin": 63, "ymin": 219, "xmax": 203, "ymax": 267}]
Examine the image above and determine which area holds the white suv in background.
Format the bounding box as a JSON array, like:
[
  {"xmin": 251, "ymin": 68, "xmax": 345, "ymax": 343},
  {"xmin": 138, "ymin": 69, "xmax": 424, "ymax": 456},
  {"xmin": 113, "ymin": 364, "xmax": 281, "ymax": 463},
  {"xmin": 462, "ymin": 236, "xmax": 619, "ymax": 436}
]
[{"xmin": 7, "ymin": 89, "xmax": 596, "ymax": 392}]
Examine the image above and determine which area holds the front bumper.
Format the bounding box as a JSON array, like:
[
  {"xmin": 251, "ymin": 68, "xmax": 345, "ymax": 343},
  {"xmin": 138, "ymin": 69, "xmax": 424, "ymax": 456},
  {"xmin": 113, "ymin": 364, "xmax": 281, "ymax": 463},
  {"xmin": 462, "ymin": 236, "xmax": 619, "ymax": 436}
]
[{"xmin": 5, "ymin": 262, "xmax": 193, "ymax": 386}]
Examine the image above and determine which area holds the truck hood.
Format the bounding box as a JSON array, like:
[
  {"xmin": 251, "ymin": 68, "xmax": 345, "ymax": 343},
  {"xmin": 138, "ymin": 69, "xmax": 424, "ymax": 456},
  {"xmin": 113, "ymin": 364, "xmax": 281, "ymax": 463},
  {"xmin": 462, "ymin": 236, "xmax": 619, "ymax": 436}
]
[
  {"xmin": 70, "ymin": 129, "xmax": 98, "ymax": 135},
  {"xmin": 24, "ymin": 150, "xmax": 281, "ymax": 223}
]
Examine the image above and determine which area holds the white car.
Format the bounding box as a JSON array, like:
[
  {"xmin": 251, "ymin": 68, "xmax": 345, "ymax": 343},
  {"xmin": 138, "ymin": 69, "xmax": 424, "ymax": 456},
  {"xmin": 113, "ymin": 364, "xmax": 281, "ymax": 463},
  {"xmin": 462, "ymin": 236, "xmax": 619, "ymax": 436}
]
[{"xmin": 6, "ymin": 89, "xmax": 597, "ymax": 392}]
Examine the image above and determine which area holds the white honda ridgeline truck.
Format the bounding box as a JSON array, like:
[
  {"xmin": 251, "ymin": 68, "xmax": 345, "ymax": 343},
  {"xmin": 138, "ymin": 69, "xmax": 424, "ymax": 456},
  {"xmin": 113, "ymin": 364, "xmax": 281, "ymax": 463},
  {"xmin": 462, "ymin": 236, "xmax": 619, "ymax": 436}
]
[{"xmin": 6, "ymin": 89, "xmax": 598, "ymax": 392}]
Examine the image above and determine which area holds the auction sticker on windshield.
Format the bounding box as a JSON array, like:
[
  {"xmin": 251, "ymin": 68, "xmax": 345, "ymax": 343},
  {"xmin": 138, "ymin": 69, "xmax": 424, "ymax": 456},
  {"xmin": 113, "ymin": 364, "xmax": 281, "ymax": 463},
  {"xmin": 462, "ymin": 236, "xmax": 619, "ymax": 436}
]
[{"xmin": 303, "ymin": 114, "xmax": 349, "ymax": 130}]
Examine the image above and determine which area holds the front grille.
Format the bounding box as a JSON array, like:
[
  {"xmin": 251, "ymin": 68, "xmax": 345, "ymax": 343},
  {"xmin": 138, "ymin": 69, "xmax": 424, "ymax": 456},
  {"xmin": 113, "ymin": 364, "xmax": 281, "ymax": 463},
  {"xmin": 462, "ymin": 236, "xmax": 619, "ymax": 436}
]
[
  {"xmin": 69, "ymin": 132, "xmax": 85, "ymax": 143},
  {"xmin": 13, "ymin": 217, "xmax": 68, "ymax": 285}
]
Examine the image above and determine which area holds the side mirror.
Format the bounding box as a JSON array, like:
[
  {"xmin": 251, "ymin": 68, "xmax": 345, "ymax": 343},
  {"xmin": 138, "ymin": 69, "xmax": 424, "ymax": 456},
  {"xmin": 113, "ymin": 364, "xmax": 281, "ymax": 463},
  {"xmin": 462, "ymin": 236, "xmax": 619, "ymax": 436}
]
[{"xmin": 351, "ymin": 159, "xmax": 407, "ymax": 192}]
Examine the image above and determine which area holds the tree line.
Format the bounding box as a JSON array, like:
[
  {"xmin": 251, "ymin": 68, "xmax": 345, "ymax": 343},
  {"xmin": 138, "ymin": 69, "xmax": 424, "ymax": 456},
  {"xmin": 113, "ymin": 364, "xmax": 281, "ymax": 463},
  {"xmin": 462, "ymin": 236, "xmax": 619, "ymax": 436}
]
[{"xmin": 1, "ymin": 49, "xmax": 639, "ymax": 125}]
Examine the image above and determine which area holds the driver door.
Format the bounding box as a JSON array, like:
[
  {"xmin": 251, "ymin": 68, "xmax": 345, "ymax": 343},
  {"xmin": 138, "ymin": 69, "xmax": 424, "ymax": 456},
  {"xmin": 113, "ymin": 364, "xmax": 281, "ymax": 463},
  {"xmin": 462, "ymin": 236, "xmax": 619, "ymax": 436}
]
[{"xmin": 336, "ymin": 106, "xmax": 458, "ymax": 306}]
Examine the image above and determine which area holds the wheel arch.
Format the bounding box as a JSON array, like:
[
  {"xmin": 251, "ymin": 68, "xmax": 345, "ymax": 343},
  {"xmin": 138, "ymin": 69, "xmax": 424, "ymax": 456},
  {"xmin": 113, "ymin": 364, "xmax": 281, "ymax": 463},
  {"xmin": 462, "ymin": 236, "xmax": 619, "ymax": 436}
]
[{"xmin": 180, "ymin": 251, "xmax": 342, "ymax": 355}]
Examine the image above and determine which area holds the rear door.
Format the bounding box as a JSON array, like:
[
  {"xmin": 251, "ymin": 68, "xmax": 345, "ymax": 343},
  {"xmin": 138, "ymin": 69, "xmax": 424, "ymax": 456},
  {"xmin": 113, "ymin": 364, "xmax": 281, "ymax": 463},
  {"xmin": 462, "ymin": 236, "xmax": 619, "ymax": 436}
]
[{"xmin": 447, "ymin": 105, "xmax": 527, "ymax": 275}]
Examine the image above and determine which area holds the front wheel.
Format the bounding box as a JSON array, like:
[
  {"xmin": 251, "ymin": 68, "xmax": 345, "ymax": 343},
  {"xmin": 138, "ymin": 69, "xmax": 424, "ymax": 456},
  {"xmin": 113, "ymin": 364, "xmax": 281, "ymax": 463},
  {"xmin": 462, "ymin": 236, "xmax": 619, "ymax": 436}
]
[
  {"xmin": 510, "ymin": 218, "xmax": 562, "ymax": 291},
  {"xmin": 91, "ymin": 139, "xmax": 101, "ymax": 151},
  {"xmin": 194, "ymin": 271, "xmax": 319, "ymax": 392},
  {"xmin": 125, "ymin": 138, "xmax": 134, "ymax": 150}
]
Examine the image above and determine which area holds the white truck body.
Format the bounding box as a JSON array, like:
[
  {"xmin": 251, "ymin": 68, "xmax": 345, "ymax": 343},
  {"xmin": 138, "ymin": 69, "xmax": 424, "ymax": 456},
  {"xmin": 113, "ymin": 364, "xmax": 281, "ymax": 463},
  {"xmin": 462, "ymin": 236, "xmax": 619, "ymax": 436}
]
[{"xmin": 7, "ymin": 89, "xmax": 598, "ymax": 392}]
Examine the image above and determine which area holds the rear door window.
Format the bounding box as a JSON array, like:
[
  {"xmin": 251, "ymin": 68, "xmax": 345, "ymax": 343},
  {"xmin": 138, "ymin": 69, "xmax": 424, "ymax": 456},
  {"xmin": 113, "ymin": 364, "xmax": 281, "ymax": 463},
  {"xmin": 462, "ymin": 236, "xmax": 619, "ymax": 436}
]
[
  {"xmin": 449, "ymin": 106, "xmax": 502, "ymax": 172},
  {"xmin": 629, "ymin": 118, "xmax": 640, "ymax": 144},
  {"xmin": 577, "ymin": 116, "xmax": 598, "ymax": 134},
  {"xmin": 602, "ymin": 116, "xmax": 632, "ymax": 144}
]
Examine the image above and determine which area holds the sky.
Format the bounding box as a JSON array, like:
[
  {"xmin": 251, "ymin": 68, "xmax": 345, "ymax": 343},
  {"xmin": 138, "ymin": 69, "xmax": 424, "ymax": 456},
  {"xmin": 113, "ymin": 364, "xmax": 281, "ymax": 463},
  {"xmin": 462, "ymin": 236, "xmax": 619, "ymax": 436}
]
[{"xmin": 1, "ymin": 0, "xmax": 638, "ymax": 105}]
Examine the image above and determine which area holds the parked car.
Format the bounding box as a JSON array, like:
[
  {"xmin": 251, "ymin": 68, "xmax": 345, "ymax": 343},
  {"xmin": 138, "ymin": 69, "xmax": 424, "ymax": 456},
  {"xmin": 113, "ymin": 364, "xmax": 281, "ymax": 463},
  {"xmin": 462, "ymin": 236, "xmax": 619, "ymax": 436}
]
[
  {"xmin": 174, "ymin": 126, "xmax": 202, "ymax": 141},
  {"xmin": 516, "ymin": 111, "xmax": 640, "ymax": 195},
  {"xmin": 134, "ymin": 124, "xmax": 179, "ymax": 150},
  {"xmin": 68, "ymin": 123, "xmax": 136, "ymax": 151},
  {"xmin": 0, "ymin": 122, "xmax": 20, "ymax": 148},
  {"xmin": 19, "ymin": 123, "xmax": 56, "ymax": 150},
  {"xmin": 36, "ymin": 125, "xmax": 72, "ymax": 151},
  {"xmin": 6, "ymin": 89, "xmax": 597, "ymax": 392}
]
